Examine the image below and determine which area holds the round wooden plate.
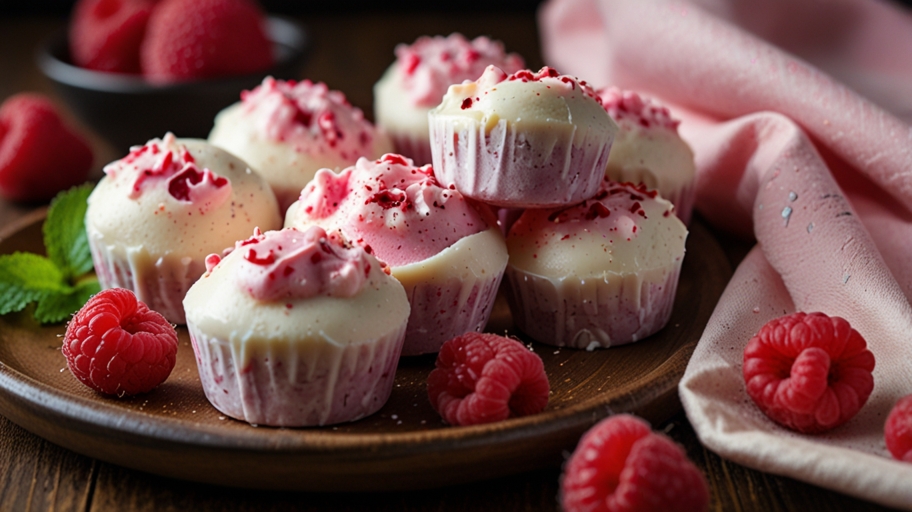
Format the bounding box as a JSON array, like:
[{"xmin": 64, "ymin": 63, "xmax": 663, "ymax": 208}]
[{"xmin": 0, "ymin": 211, "xmax": 730, "ymax": 491}]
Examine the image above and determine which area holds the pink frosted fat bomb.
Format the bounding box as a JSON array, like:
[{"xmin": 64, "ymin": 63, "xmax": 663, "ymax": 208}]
[
  {"xmin": 504, "ymin": 180, "xmax": 687, "ymax": 349},
  {"xmin": 209, "ymin": 77, "xmax": 393, "ymax": 212},
  {"xmin": 429, "ymin": 66, "xmax": 618, "ymax": 208},
  {"xmin": 598, "ymin": 87, "xmax": 697, "ymax": 225},
  {"xmin": 373, "ymin": 33, "xmax": 524, "ymax": 165},
  {"xmin": 183, "ymin": 226, "xmax": 409, "ymax": 427},
  {"xmin": 85, "ymin": 133, "xmax": 282, "ymax": 324},
  {"xmin": 285, "ymin": 154, "xmax": 508, "ymax": 356}
]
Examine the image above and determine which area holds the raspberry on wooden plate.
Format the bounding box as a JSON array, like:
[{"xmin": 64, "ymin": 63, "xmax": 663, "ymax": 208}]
[
  {"xmin": 742, "ymin": 312, "xmax": 875, "ymax": 434},
  {"xmin": 0, "ymin": 93, "xmax": 93, "ymax": 203},
  {"xmin": 427, "ymin": 332, "xmax": 549, "ymax": 426},
  {"xmin": 63, "ymin": 288, "xmax": 178, "ymax": 396},
  {"xmin": 560, "ymin": 414, "xmax": 710, "ymax": 512}
]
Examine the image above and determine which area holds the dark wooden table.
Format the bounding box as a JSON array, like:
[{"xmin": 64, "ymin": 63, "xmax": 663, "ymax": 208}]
[{"xmin": 0, "ymin": 10, "xmax": 901, "ymax": 512}]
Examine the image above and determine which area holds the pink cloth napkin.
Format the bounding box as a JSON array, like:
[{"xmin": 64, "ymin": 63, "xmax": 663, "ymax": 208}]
[{"xmin": 539, "ymin": 0, "xmax": 912, "ymax": 508}]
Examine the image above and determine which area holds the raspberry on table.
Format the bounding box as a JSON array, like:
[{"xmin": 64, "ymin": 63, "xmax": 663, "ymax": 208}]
[
  {"xmin": 140, "ymin": 0, "xmax": 275, "ymax": 83},
  {"xmin": 69, "ymin": 0, "xmax": 155, "ymax": 74},
  {"xmin": 560, "ymin": 414, "xmax": 710, "ymax": 512},
  {"xmin": 885, "ymin": 394, "xmax": 912, "ymax": 463},
  {"xmin": 62, "ymin": 288, "xmax": 178, "ymax": 396},
  {"xmin": 742, "ymin": 311, "xmax": 876, "ymax": 434},
  {"xmin": 427, "ymin": 332, "xmax": 549, "ymax": 426},
  {"xmin": 0, "ymin": 93, "xmax": 93, "ymax": 203}
]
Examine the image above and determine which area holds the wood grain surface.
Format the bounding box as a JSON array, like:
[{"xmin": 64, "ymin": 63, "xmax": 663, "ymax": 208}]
[{"xmin": 0, "ymin": 10, "xmax": 904, "ymax": 512}]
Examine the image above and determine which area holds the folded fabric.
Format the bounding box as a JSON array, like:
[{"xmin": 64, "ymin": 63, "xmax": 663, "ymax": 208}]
[{"xmin": 539, "ymin": 0, "xmax": 912, "ymax": 508}]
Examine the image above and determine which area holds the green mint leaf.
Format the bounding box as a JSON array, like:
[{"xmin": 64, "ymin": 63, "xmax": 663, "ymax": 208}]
[
  {"xmin": 44, "ymin": 183, "xmax": 96, "ymax": 279},
  {"xmin": 34, "ymin": 278, "xmax": 100, "ymax": 324},
  {"xmin": 0, "ymin": 253, "xmax": 67, "ymax": 315}
]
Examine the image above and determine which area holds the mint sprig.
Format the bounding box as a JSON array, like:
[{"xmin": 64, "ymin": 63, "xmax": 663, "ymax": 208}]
[{"xmin": 0, "ymin": 184, "xmax": 101, "ymax": 324}]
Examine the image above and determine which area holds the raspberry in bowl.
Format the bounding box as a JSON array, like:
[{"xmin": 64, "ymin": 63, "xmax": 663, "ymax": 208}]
[
  {"xmin": 85, "ymin": 133, "xmax": 282, "ymax": 324},
  {"xmin": 285, "ymin": 153, "xmax": 509, "ymax": 356},
  {"xmin": 504, "ymin": 179, "xmax": 687, "ymax": 349},
  {"xmin": 38, "ymin": 5, "xmax": 307, "ymax": 151},
  {"xmin": 208, "ymin": 77, "xmax": 393, "ymax": 212},
  {"xmin": 373, "ymin": 33, "xmax": 524, "ymax": 165},
  {"xmin": 599, "ymin": 87, "xmax": 697, "ymax": 225},
  {"xmin": 183, "ymin": 226, "xmax": 410, "ymax": 427},
  {"xmin": 428, "ymin": 65, "xmax": 618, "ymax": 208}
]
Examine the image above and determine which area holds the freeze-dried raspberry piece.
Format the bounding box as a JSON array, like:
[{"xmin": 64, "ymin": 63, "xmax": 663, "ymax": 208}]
[
  {"xmin": 885, "ymin": 394, "xmax": 912, "ymax": 463},
  {"xmin": 427, "ymin": 332, "xmax": 549, "ymax": 425},
  {"xmin": 63, "ymin": 288, "xmax": 178, "ymax": 396},
  {"xmin": 69, "ymin": 0, "xmax": 155, "ymax": 73},
  {"xmin": 743, "ymin": 312, "xmax": 875, "ymax": 434},
  {"xmin": 0, "ymin": 93, "xmax": 93, "ymax": 202},
  {"xmin": 561, "ymin": 414, "xmax": 710, "ymax": 512}
]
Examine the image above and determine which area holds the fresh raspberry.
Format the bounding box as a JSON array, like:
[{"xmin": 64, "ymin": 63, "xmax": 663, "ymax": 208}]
[
  {"xmin": 0, "ymin": 94, "xmax": 93, "ymax": 202},
  {"xmin": 427, "ymin": 333, "xmax": 549, "ymax": 426},
  {"xmin": 561, "ymin": 414, "xmax": 710, "ymax": 512},
  {"xmin": 885, "ymin": 394, "xmax": 912, "ymax": 463},
  {"xmin": 62, "ymin": 288, "xmax": 178, "ymax": 396},
  {"xmin": 140, "ymin": 0, "xmax": 274, "ymax": 83},
  {"xmin": 69, "ymin": 0, "xmax": 155, "ymax": 74},
  {"xmin": 743, "ymin": 311, "xmax": 875, "ymax": 434}
]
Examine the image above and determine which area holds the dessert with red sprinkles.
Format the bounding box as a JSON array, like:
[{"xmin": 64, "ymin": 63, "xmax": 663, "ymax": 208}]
[
  {"xmin": 85, "ymin": 133, "xmax": 281, "ymax": 324},
  {"xmin": 209, "ymin": 77, "xmax": 393, "ymax": 211},
  {"xmin": 373, "ymin": 33, "xmax": 524, "ymax": 165},
  {"xmin": 183, "ymin": 226, "xmax": 409, "ymax": 426},
  {"xmin": 885, "ymin": 394, "xmax": 912, "ymax": 463},
  {"xmin": 427, "ymin": 332, "xmax": 549, "ymax": 426},
  {"xmin": 63, "ymin": 287, "xmax": 179, "ymax": 396},
  {"xmin": 428, "ymin": 65, "xmax": 617, "ymax": 207},
  {"xmin": 560, "ymin": 414, "xmax": 710, "ymax": 512},
  {"xmin": 742, "ymin": 312, "xmax": 876, "ymax": 434},
  {"xmin": 504, "ymin": 179, "xmax": 687, "ymax": 349},
  {"xmin": 285, "ymin": 153, "xmax": 508, "ymax": 356},
  {"xmin": 598, "ymin": 87, "xmax": 697, "ymax": 224}
]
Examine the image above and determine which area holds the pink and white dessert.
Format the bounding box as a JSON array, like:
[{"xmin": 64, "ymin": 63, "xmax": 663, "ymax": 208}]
[
  {"xmin": 428, "ymin": 66, "xmax": 617, "ymax": 208},
  {"xmin": 504, "ymin": 180, "xmax": 687, "ymax": 349},
  {"xmin": 209, "ymin": 77, "xmax": 394, "ymax": 211},
  {"xmin": 373, "ymin": 33, "xmax": 524, "ymax": 165},
  {"xmin": 85, "ymin": 133, "xmax": 281, "ymax": 324},
  {"xmin": 183, "ymin": 226, "xmax": 409, "ymax": 426},
  {"xmin": 598, "ymin": 87, "xmax": 697, "ymax": 224},
  {"xmin": 285, "ymin": 154, "xmax": 508, "ymax": 356}
]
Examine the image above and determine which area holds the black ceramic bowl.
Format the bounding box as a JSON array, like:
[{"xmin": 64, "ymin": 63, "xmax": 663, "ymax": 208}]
[{"xmin": 37, "ymin": 16, "xmax": 309, "ymax": 152}]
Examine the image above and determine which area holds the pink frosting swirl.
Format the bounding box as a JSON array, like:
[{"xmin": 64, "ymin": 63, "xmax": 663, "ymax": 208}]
[
  {"xmin": 238, "ymin": 77, "xmax": 382, "ymax": 162},
  {"xmin": 103, "ymin": 133, "xmax": 231, "ymax": 211},
  {"xmin": 597, "ymin": 87, "xmax": 680, "ymax": 131},
  {"xmin": 396, "ymin": 33, "xmax": 524, "ymax": 107},
  {"xmin": 292, "ymin": 154, "xmax": 488, "ymax": 268},
  {"xmin": 227, "ymin": 226, "xmax": 375, "ymax": 302}
]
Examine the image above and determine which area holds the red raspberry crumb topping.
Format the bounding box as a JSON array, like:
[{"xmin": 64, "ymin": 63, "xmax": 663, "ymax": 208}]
[
  {"xmin": 597, "ymin": 87, "xmax": 680, "ymax": 131},
  {"xmin": 0, "ymin": 93, "xmax": 93, "ymax": 202},
  {"xmin": 561, "ymin": 414, "xmax": 710, "ymax": 512},
  {"xmin": 742, "ymin": 312, "xmax": 875, "ymax": 434},
  {"xmin": 62, "ymin": 288, "xmax": 179, "ymax": 396},
  {"xmin": 885, "ymin": 394, "xmax": 912, "ymax": 463},
  {"xmin": 69, "ymin": 0, "xmax": 155, "ymax": 74},
  {"xmin": 427, "ymin": 333, "xmax": 549, "ymax": 426},
  {"xmin": 140, "ymin": 0, "xmax": 274, "ymax": 83}
]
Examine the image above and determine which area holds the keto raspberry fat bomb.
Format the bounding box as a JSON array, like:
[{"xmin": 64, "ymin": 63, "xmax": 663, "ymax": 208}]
[
  {"xmin": 599, "ymin": 87, "xmax": 697, "ymax": 225},
  {"xmin": 285, "ymin": 154, "xmax": 508, "ymax": 356},
  {"xmin": 429, "ymin": 66, "xmax": 617, "ymax": 208},
  {"xmin": 184, "ymin": 226, "xmax": 409, "ymax": 427},
  {"xmin": 504, "ymin": 180, "xmax": 687, "ymax": 349},
  {"xmin": 209, "ymin": 77, "xmax": 393, "ymax": 211},
  {"xmin": 373, "ymin": 33, "xmax": 524, "ymax": 165},
  {"xmin": 86, "ymin": 133, "xmax": 281, "ymax": 324}
]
